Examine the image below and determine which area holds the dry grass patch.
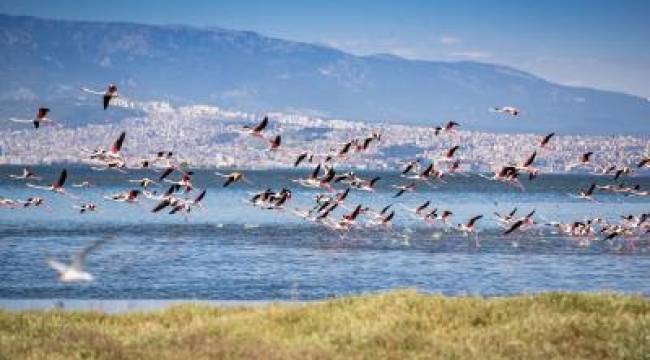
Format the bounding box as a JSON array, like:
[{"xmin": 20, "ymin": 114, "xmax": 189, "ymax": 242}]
[{"xmin": 1, "ymin": 291, "xmax": 648, "ymax": 359}]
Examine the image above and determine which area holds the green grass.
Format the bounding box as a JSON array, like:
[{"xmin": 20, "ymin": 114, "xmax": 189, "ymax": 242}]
[{"xmin": 1, "ymin": 291, "xmax": 648, "ymax": 359}]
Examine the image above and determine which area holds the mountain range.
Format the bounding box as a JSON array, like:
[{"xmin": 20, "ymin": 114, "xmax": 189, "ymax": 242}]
[{"xmin": 1, "ymin": 14, "xmax": 649, "ymax": 134}]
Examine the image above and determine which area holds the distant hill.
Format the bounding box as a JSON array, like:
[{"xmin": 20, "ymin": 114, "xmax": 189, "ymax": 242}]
[{"xmin": 1, "ymin": 14, "xmax": 649, "ymax": 134}]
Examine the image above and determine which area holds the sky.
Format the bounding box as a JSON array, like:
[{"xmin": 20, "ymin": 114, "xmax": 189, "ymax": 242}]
[{"xmin": 1, "ymin": 0, "xmax": 649, "ymax": 98}]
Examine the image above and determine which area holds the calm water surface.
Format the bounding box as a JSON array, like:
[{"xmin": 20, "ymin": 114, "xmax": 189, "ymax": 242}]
[{"xmin": 0, "ymin": 165, "xmax": 648, "ymax": 300}]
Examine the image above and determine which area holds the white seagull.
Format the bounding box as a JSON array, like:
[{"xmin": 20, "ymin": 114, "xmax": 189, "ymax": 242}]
[{"xmin": 47, "ymin": 237, "xmax": 111, "ymax": 283}]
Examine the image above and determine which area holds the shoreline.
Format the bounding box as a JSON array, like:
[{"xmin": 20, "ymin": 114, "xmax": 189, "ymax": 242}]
[
  {"xmin": 0, "ymin": 298, "xmax": 314, "ymax": 313},
  {"xmin": 2, "ymin": 290, "xmax": 647, "ymax": 313}
]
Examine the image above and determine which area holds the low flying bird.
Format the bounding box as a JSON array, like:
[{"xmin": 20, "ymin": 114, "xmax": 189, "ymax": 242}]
[
  {"xmin": 9, "ymin": 167, "xmax": 41, "ymax": 181},
  {"xmin": 334, "ymin": 171, "xmax": 358, "ymax": 184},
  {"xmin": 502, "ymin": 210, "xmax": 536, "ymax": 235},
  {"xmin": 27, "ymin": 169, "xmax": 68, "ymax": 195},
  {"xmin": 503, "ymin": 219, "xmax": 525, "ymax": 235},
  {"xmin": 568, "ymin": 152, "xmax": 594, "ymax": 170},
  {"xmin": 74, "ymin": 203, "xmax": 97, "ymax": 214},
  {"xmin": 443, "ymin": 145, "xmax": 460, "ymax": 160},
  {"xmin": 401, "ymin": 159, "xmax": 420, "ymax": 175},
  {"xmin": 22, "ymin": 197, "xmax": 45, "ymax": 208},
  {"xmin": 243, "ymin": 116, "xmax": 269, "ymax": 138},
  {"xmin": 151, "ymin": 186, "xmax": 185, "ymax": 213},
  {"xmin": 494, "ymin": 207, "xmax": 518, "ymax": 225},
  {"xmin": 337, "ymin": 204, "xmax": 367, "ymax": 229},
  {"xmin": 105, "ymin": 190, "xmax": 140, "ymax": 203},
  {"xmin": 72, "ymin": 181, "xmax": 92, "ymax": 188},
  {"xmin": 216, "ymin": 171, "xmax": 251, "ymax": 187},
  {"xmin": 595, "ymin": 164, "xmax": 617, "ymax": 176},
  {"xmin": 0, "ymin": 197, "xmax": 19, "ymax": 208},
  {"xmin": 576, "ymin": 183, "xmax": 597, "ymax": 202},
  {"xmin": 637, "ymin": 157, "xmax": 650, "ymax": 169},
  {"xmin": 580, "ymin": 152, "xmax": 594, "ymax": 164},
  {"xmin": 294, "ymin": 151, "xmax": 314, "ymax": 167},
  {"xmin": 447, "ymin": 160, "xmax": 462, "ymax": 174},
  {"xmin": 129, "ymin": 177, "xmax": 156, "ymax": 188},
  {"xmin": 292, "ymin": 164, "xmax": 336, "ymax": 191},
  {"xmin": 89, "ymin": 131, "xmax": 127, "ymax": 170},
  {"xmin": 444, "ymin": 121, "xmax": 460, "ymax": 132},
  {"xmin": 392, "ymin": 182, "xmax": 416, "ymax": 198},
  {"xmin": 457, "ymin": 215, "xmax": 483, "ymax": 235},
  {"xmin": 481, "ymin": 166, "xmax": 525, "ymax": 190},
  {"xmin": 437, "ymin": 210, "xmax": 453, "ymax": 224},
  {"xmin": 414, "ymin": 200, "xmax": 431, "ymax": 216},
  {"xmin": 337, "ymin": 141, "xmax": 355, "ymax": 157},
  {"xmin": 351, "ymin": 176, "xmax": 381, "ymax": 192},
  {"xmin": 47, "ymin": 237, "xmax": 111, "ymax": 283},
  {"xmin": 540, "ymin": 132, "xmax": 555, "ymax": 148},
  {"xmin": 405, "ymin": 163, "xmax": 435, "ymax": 181},
  {"xmin": 159, "ymin": 166, "xmax": 194, "ymax": 192},
  {"xmin": 516, "ymin": 151, "xmax": 539, "ymax": 179},
  {"xmin": 612, "ymin": 167, "xmax": 632, "ymax": 180},
  {"xmin": 370, "ymin": 210, "xmax": 395, "ymax": 227},
  {"xmin": 490, "ymin": 106, "xmax": 520, "ymax": 116},
  {"xmin": 169, "ymin": 189, "xmax": 207, "ymax": 215},
  {"xmin": 268, "ymin": 135, "xmax": 281, "ymax": 151}
]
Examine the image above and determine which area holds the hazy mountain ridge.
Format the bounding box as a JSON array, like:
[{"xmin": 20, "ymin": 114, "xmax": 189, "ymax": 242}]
[{"xmin": 1, "ymin": 14, "xmax": 649, "ymax": 134}]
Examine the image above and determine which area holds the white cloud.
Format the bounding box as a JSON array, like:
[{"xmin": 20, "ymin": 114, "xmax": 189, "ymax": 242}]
[
  {"xmin": 439, "ymin": 36, "xmax": 461, "ymax": 46},
  {"xmin": 99, "ymin": 56, "xmax": 112, "ymax": 68},
  {"xmin": 0, "ymin": 87, "xmax": 37, "ymax": 101},
  {"xmin": 448, "ymin": 51, "xmax": 492, "ymax": 60}
]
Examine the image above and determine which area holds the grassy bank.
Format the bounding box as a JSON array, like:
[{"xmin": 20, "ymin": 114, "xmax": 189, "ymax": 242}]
[{"xmin": 1, "ymin": 291, "xmax": 648, "ymax": 359}]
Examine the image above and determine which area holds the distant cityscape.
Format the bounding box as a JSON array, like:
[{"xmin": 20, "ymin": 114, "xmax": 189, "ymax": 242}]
[{"xmin": 1, "ymin": 101, "xmax": 648, "ymax": 173}]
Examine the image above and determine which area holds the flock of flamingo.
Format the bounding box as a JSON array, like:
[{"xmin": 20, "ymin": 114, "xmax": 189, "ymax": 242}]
[{"xmin": 2, "ymin": 84, "xmax": 649, "ymax": 282}]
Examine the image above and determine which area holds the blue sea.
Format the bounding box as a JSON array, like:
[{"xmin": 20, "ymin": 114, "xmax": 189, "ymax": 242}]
[{"xmin": 0, "ymin": 165, "xmax": 649, "ymax": 300}]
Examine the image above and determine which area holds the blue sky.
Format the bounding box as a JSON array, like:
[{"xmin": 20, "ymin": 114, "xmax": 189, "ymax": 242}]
[{"xmin": 2, "ymin": 0, "xmax": 649, "ymax": 97}]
